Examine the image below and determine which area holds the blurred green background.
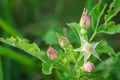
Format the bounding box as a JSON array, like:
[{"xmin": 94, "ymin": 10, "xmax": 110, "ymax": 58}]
[{"xmin": 0, "ymin": 0, "xmax": 120, "ymax": 80}]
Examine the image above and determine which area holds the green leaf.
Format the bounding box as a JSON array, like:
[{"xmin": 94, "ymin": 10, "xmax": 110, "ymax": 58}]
[
  {"xmin": 0, "ymin": 46, "xmax": 37, "ymax": 67},
  {"xmin": 0, "ymin": 37, "xmax": 52, "ymax": 64},
  {"xmin": 90, "ymin": 0, "xmax": 107, "ymax": 30},
  {"xmin": 98, "ymin": 21, "xmax": 120, "ymax": 34},
  {"xmin": 105, "ymin": 0, "xmax": 120, "ymax": 23},
  {"xmin": 67, "ymin": 22, "xmax": 81, "ymax": 37},
  {"xmin": 86, "ymin": 0, "xmax": 95, "ymax": 13},
  {"xmin": 95, "ymin": 56, "xmax": 120, "ymax": 79},
  {"xmin": 0, "ymin": 18, "xmax": 23, "ymax": 37},
  {"xmin": 117, "ymin": 52, "xmax": 120, "ymax": 57},
  {"xmin": 42, "ymin": 63, "xmax": 53, "ymax": 75},
  {"xmin": 96, "ymin": 40, "xmax": 116, "ymax": 57},
  {"xmin": 0, "ymin": 57, "xmax": 4, "ymax": 80},
  {"xmin": 94, "ymin": 57, "xmax": 114, "ymax": 72},
  {"xmin": 43, "ymin": 30, "xmax": 58, "ymax": 45}
]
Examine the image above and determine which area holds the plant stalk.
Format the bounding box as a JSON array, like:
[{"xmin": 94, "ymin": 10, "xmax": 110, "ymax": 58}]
[{"xmin": 89, "ymin": 30, "xmax": 97, "ymax": 42}]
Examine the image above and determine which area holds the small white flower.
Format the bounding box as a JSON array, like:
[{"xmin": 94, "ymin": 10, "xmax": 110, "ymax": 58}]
[{"xmin": 74, "ymin": 37, "xmax": 102, "ymax": 62}]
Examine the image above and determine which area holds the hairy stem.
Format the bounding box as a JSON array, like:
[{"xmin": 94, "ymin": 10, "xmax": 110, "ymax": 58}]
[
  {"xmin": 89, "ymin": 30, "xmax": 97, "ymax": 42},
  {"xmin": 74, "ymin": 53, "xmax": 84, "ymax": 69}
]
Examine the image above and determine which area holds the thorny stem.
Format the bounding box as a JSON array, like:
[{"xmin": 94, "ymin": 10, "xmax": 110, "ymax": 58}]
[{"xmin": 89, "ymin": 30, "xmax": 97, "ymax": 42}]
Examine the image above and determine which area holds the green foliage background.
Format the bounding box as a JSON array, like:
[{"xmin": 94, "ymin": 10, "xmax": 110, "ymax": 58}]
[{"xmin": 0, "ymin": 0, "xmax": 120, "ymax": 80}]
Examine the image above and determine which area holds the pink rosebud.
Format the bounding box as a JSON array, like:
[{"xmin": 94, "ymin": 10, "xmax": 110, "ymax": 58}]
[
  {"xmin": 80, "ymin": 9, "xmax": 90, "ymax": 28},
  {"xmin": 59, "ymin": 36, "xmax": 70, "ymax": 49},
  {"xmin": 83, "ymin": 62, "xmax": 94, "ymax": 72},
  {"xmin": 47, "ymin": 47, "xmax": 57, "ymax": 60}
]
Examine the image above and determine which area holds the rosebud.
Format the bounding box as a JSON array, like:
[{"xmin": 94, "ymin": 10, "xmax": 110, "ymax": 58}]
[
  {"xmin": 47, "ymin": 47, "xmax": 57, "ymax": 60},
  {"xmin": 79, "ymin": 9, "xmax": 90, "ymax": 28},
  {"xmin": 83, "ymin": 62, "xmax": 94, "ymax": 72},
  {"xmin": 59, "ymin": 36, "xmax": 70, "ymax": 49}
]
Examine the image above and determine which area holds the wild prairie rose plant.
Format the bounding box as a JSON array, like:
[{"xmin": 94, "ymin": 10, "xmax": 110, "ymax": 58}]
[{"xmin": 0, "ymin": 0, "xmax": 120, "ymax": 80}]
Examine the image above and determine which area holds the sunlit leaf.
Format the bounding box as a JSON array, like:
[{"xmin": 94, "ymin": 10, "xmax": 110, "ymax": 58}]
[
  {"xmin": 90, "ymin": 0, "xmax": 107, "ymax": 30},
  {"xmin": 42, "ymin": 63, "xmax": 53, "ymax": 75},
  {"xmin": 67, "ymin": 22, "xmax": 81, "ymax": 37},
  {"xmin": 98, "ymin": 21, "xmax": 120, "ymax": 34},
  {"xmin": 105, "ymin": 0, "xmax": 120, "ymax": 23},
  {"xmin": 96, "ymin": 41, "xmax": 116, "ymax": 57},
  {"xmin": 0, "ymin": 37, "xmax": 53, "ymax": 64}
]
